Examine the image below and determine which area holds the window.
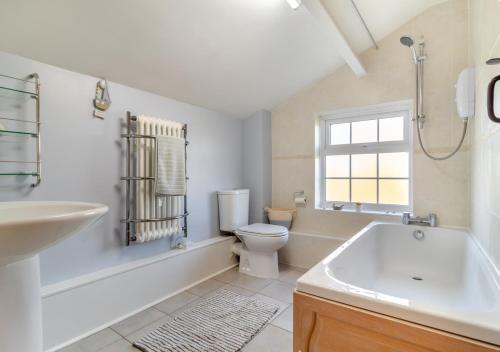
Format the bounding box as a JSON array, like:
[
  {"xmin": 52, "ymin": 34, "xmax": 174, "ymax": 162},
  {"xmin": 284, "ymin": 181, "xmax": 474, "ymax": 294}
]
[{"xmin": 318, "ymin": 101, "xmax": 412, "ymax": 213}]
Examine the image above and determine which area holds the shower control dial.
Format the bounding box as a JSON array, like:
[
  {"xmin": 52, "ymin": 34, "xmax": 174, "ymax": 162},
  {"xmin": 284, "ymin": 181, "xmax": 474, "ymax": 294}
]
[{"xmin": 413, "ymin": 229, "xmax": 425, "ymax": 241}]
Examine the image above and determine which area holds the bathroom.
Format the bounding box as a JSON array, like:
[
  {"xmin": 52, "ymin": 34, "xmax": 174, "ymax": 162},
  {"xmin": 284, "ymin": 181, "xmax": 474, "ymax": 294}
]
[{"xmin": 0, "ymin": 0, "xmax": 499, "ymax": 351}]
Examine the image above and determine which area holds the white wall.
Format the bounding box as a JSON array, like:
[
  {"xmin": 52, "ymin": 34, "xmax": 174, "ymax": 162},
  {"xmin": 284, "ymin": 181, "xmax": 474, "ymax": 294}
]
[
  {"xmin": 0, "ymin": 51, "xmax": 244, "ymax": 285},
  {"xmin": 469, "ymin": 0, "xmax": 500, "ymax": 270},
  {"xmin": 243, "ymin": 110, "xmax": 272, "ymax": 223}
]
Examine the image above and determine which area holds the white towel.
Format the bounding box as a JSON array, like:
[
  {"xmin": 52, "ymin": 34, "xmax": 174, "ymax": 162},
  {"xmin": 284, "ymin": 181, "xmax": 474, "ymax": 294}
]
[{"xmin": 155, "ymin": 135, "xmax": 186, "ymax": 196}]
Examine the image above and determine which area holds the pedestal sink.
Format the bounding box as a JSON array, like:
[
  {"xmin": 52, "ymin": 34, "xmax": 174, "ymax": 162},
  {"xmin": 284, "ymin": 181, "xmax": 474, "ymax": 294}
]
[{"xmin": 0, "ymin": 201, "xmax": 108, "ymax": 352}]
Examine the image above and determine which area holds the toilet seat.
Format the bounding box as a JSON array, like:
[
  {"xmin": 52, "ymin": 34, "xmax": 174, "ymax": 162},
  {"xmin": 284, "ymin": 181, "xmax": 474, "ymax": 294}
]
[
  {"xmin": 235, "ymin": 223, "xmax": 288, "ymax": 237},
  {"xmin": 233, "ymin": 223, "xmax": 289, "ymax": 279}
]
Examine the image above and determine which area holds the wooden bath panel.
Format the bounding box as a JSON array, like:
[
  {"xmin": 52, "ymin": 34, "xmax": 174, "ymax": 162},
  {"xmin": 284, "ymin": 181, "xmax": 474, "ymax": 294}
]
[{"xmin": 294, "ymin": 291, "xmax": 500, "ymax": 352}]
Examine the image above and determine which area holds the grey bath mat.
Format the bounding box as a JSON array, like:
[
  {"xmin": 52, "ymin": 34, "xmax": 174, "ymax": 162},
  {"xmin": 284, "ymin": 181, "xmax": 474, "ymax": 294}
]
[{"xmin": 133, "ymin": 289, "xmax": 279, "ymax": 352}]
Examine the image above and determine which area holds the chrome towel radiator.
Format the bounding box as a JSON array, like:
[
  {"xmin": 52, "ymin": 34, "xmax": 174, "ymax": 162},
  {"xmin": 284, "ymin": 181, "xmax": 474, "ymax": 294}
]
[{"xmin": 121, "ymin": 111, "xmax": 189, "ymax": 246}]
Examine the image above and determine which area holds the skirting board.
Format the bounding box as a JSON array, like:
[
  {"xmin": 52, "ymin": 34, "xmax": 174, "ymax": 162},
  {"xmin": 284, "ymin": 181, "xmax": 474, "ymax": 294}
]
[
  {"xmin": 278, "ymin": 231, "xmax": 344, "ymax": 269},
  {"xmin": 42, "ymin": 235, "xmax": 237, "ymax": 351}
]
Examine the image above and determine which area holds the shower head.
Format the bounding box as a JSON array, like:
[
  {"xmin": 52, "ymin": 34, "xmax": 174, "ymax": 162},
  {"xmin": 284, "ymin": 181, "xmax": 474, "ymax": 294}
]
[
  {"xmin": 400, "ymin": 35, "xmax": 418, "ymax": 64},
  {"xmin": 400, "ymin": 35, "xmax": 415, "ymax": 47}
]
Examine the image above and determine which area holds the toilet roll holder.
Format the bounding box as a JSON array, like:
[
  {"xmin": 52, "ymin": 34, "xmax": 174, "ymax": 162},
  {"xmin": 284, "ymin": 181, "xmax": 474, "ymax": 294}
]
[{"xmin": 293, "ymin": 190, "xmax": 307, "ymax": 207}]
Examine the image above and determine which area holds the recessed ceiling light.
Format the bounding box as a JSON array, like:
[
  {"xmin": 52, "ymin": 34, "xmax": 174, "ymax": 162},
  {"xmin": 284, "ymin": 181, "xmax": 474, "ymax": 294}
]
[{"xmin": 286, "ymin": 0, "xmax": 302, "ymax": 10}]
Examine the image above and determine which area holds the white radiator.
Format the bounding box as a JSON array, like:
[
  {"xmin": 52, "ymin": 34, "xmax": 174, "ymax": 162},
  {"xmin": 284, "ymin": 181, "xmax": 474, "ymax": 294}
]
[{"xmin": 135, "ymin": 115, "xmax": 184, "ymax": 243}]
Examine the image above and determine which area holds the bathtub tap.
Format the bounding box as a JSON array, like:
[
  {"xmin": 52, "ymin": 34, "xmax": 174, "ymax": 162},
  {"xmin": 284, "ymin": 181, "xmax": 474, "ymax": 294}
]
[{"xmin": 402, "ymin": 212, "xmax": 437, "ymax": 227}]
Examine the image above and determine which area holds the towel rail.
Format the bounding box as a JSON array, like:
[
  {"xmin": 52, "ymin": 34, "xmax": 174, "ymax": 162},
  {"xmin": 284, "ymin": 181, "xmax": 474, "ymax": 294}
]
[
  {"xmin": 121, "ymin": 111, "xmax": 188, "ymax": 246},
  {"xmin": 120, "ymin": 213, "xmax": 189, "ymax": 223},
  {"xmin": 120, "ymin": 176, "xmax": 155, "ymax": 181}
]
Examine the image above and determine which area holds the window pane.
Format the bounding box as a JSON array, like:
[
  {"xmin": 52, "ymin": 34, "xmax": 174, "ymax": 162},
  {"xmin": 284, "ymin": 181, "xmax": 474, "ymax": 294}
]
[
  {"xmin": 379, "ymin": 116, "xmax": 404, "ymax": 142},
  {"xmin": 351, "ymin": 154, "xmax": 377, "ymax": 178},
  {"xmin": 325, "ymin": 155, "xmax": 349, "ymax": 178},
  {"xmin": 330, "ymin": 123, "xmax": 350, "ymax": 145},
  {"xmin": 326, "ymin": 179, "xmax": 350, "ymax": 202},
  {"xmin": 379, "ymin": 179, "xmax": 409, "ymax": 205},
  {"xmin": 351, "ymin": 179, "xmax": 377, "ymax": 204},
  {"xmin": 351, "ymin": 119, "xmax": 377, "ymax": 144},
  {"xmin": 379, "ymin": 152, "xmax": 409, "ymax": 178}
]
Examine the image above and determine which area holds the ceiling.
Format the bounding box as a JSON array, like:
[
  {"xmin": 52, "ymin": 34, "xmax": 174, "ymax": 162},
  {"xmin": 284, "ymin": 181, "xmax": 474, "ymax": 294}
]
[{"xmin": 0, "ymin": 0, "xmax": 445, "ymax": 118}]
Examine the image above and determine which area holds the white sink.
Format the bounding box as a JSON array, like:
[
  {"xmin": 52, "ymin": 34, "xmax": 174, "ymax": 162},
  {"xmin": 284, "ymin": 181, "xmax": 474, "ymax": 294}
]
[
  {"xmin": 0, "ymin": 201, "xmax": 108, "ymax": 265},
  {"xmin": 0, "ymin": 201, "xmax": 108, "ymax": 352}
]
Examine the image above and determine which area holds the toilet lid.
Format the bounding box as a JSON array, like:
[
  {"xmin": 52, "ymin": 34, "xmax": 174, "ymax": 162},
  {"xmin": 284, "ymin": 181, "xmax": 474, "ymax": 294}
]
[{"xmin": 236, "ymin": 223, "xmax": 288, "ymax": 237}]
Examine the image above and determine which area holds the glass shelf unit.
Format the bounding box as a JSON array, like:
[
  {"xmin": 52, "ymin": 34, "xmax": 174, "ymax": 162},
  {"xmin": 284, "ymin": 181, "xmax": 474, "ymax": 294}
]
[
  {"xmin": 0, "ymin": 129, "xmax": 37, "ymax": 137},
  {"xmin": 0, "ymin": 172, "xmax": 38, "ymax": 176},
  {"xmin": 0, "ymin": 85, "xmax": 38, "ymax": 100},
  {"xmin": 0, "ymin": 72, "xmax": 41, "ymax": 187}
]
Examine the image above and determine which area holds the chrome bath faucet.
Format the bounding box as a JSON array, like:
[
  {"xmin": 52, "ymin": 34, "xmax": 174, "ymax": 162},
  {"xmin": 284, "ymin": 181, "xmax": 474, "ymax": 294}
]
[{"xmin": 402, "ymin": 212, "xmax": 437, "ymax": 227}]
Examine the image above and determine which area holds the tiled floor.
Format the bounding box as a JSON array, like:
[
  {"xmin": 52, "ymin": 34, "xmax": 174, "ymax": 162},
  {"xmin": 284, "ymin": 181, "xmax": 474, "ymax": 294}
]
[{"xmin": 60, "ymin": 264, "xmax": 305, "ymax": 352}]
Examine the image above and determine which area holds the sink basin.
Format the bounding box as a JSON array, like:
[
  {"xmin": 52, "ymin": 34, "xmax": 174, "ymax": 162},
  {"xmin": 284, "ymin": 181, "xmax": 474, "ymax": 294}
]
[
  {"xmin": 0, "ymin": 201, "xmax": 108, "ymax": 352},
  {"xmin": 0, "ymin": 201, "xmax": 109, "ymax": 265}
]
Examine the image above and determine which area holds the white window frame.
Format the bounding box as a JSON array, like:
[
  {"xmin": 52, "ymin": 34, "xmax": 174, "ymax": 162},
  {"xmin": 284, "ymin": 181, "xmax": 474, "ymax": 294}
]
[{"xmin": 318, "ymin": 100, "xmax": 413, "ymax": 214}]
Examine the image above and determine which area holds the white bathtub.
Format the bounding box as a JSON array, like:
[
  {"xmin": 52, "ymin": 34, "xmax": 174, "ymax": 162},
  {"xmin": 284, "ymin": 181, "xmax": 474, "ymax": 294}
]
[{"xmin": 296, "ymin": 221, "xmax": 500, "ymax": 345}]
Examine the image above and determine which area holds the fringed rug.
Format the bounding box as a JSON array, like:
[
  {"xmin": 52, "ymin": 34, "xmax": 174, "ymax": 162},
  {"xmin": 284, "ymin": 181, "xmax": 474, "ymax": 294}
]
[{"xmin": 133, "ymin": 289, "xmax": 279, "ymax": 352}]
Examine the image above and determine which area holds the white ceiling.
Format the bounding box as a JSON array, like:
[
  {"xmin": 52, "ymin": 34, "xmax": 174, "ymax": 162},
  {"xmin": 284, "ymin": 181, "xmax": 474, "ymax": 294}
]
[{"xmin": 0, "ymin": 0, "xmax": 445, "ymax": 118}]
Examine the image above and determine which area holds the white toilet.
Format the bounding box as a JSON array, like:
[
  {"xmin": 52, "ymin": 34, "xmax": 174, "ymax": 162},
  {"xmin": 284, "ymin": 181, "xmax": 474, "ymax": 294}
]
[{"xmin": 218, "ymin": 189, "xmax": 289, "ymax": 279}]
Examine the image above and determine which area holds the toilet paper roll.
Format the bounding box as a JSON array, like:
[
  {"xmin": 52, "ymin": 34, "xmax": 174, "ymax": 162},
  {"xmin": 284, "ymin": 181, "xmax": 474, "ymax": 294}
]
[{"xmin": 294, "ymin": 196, "xmax": 307, "ymax": 206}]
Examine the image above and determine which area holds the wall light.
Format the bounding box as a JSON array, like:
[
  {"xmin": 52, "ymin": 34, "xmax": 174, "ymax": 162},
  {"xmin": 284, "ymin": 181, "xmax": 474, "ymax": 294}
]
[{"xmin": 286, "ymin": 0, "xmax": 302, "ymax": 10}]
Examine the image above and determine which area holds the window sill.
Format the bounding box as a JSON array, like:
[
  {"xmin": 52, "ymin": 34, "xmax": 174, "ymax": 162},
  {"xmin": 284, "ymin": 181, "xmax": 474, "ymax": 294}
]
[{"xmin": 315, "ymin": 207, "xmax": 403, "ymax": 217}]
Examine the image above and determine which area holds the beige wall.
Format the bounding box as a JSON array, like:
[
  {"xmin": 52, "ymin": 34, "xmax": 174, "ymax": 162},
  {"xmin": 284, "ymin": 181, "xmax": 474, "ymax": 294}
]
[
  {"xmin": 470, "ymin": 0, "xmax": 500, "ymax": 269},
  {"xmin": 272, "ymin": 0, "xmax": 469, "ymax": 238}
]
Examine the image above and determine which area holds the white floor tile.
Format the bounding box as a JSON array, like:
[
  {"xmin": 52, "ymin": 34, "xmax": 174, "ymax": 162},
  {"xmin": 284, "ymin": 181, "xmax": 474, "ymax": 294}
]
[
  {"xmin": 125, "ymin": 315, "xmax": 173, "ymax": 343},
  {"xmin": 187, "ymin": 278, "xmax": 225, "ymax": 296},
  {"xmin": 58, "ymin": 344, "xmax": 84, "ymax": 352},
  {"xmin": 213, "ymin": 266, "xmax": 241, "ymax": 283},
  {"xmin": 252, "ymin": 293, "xmax": 290, "ymax": 319},
  {"xmin": 278, "ymin": 266, "xmax": 306, "ymax": 285},
  {"xmin": 271, "ymin": 305, "xmax": 293, "ymax": 332},
  {"xmin": 231, "ymin": 274, "xmax": 273, "ymax": 291},
  {"xmin": 242, "ymin": 325, "xmax": 293, "ymax": 352},
  {"xmin": 99, "ymin": 339, "xmax": 140, "ymax": 352},
  {"xmin": 154, "ymin": 291, "xmax": 199, "ymax": 314},
  {"xmin": 111, "ymin": 308, "xmax": 165, "ymax": 337},
  {"xmin": 202, "ymin": 283, "xmax": 255, "ymax": 298},
  {"xmin": 222, "ymin": 284, "xmax": 256, "ymax": 297},
  {"xmin": 59, "ymin": 328, "xmax": 122, "ymax": 352},
  {"xmin": 259, "ymin": 281, "xmax": 295, "ymax": 304}
]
